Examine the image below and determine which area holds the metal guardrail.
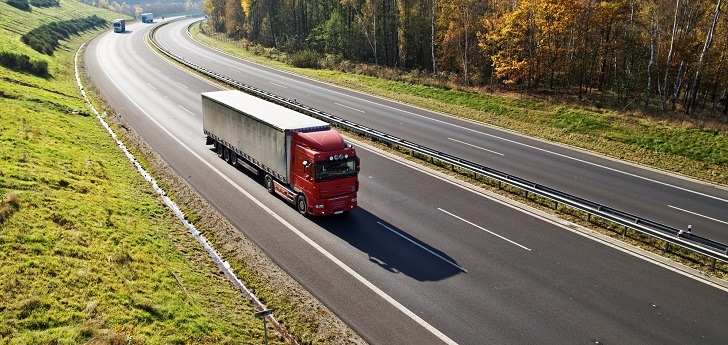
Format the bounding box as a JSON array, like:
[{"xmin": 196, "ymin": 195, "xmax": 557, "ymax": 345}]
[{"xmin": 148, "ymin": 20, "xmax": 728, "ymax": 266}]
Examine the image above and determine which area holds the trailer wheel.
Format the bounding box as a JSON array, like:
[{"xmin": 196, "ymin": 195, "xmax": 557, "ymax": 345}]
[
  {"xmin": 265, "ymin": 175, "xmax": 275, "ymax": 194},
  {"xmin": 296, "ymin": 194, "xmax": 308, "ymax": 216},
  {"xmin": 216, "ymin": 142, "xmax": 223, "ymax": 158},
  {"xmin": 228, "ymin": 151, "xmax": 237, "ymax": 166},
  {"xmin": 222, "ymin": 147, "xmax": 230, "ymax": 161}
]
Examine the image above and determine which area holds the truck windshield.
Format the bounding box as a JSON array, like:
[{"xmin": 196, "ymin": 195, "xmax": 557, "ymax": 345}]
[{"xmin": 315, "ymin": 158, "xmax": 357, "ymax": 181}]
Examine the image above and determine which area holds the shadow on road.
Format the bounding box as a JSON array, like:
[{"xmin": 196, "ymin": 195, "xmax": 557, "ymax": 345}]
[
  {"xmin": 312, "ymin": 208, "xmax": 465, "ymax": 282},
  {"xmin": 212, "ymin": 147, "xmax": 465, "ymax": 282}
]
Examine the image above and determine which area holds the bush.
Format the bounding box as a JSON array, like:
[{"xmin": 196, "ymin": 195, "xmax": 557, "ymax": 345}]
[
  {"xmin": 289, "ymin": 50, "xmax": 321, "ymax": 69},
  {"xmin": 0, "ymin": 52, "xmax": 49, "ymax": 77},
  {"xmin": 7, "ymin": 0, "xmax": 31, "ymax": 11},
  {"xmin": 29, "ymin": 0, "xmax": 59, "ymax": 7},
  {"xmin": 21, "ymin": 15, "xmax": 108, "ymax": 55}
]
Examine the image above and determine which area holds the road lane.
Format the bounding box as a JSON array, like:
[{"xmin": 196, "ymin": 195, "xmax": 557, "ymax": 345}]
[
  {"xmin": 83, "ymin": 21, "xmax": 728, "ymax": 344},
  {"xmin": 157, "ymin": 18, "xmax": 728, "ymax": 243}
]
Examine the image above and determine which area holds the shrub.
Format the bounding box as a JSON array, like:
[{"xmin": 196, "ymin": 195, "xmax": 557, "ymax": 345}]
[
  {"xmin": 290, "ymin": 50, "xmax": 321, "ymax": 69},
  {"xmin": 7, "ymin": 0, "xmax": 31, "ymax": 10},
  {"xmin": 29, "ymin": 0, "xmax": 59, "ymax": 7},
  {"xmin": 21, "ymin": 15, "xmax": 108, "ymax": 55},
  {"xmin": 0, "ymin": 52, "xmax": 49, "ymax": 77}
]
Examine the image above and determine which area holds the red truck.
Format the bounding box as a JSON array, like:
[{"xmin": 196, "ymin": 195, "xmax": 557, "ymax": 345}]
[{"xmin": 202, "ymin": 90, "xmax": 359, "ymax": 216}]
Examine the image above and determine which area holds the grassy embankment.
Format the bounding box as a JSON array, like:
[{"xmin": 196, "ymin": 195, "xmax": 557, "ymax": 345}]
[
  {"xmin": 190, "ymin": 23, "xmax": 727, "ymax": 187},
  {"xmin": 0, "ymin": 2, "xmax": 284, "ymax": 343}
]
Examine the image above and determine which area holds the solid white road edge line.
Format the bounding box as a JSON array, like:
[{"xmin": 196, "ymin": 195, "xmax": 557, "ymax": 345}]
[
  {"xmin": 377, "ymin": 222, "xmax": 468, "ymax": 273},
  {"xmin": 439, "ymin": 209, "xmax": 532, "ymax": 251},
  {"xmin": 98, "ymin": 33, "xmax": 459, "ymax": 345}
]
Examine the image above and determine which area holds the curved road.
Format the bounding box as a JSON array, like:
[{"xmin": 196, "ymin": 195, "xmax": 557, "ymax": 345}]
[
  {"xmin": 83, "ymin": 19, "xmax": 728, "ymax": 344},
  {"xmin": 156, "ymin": 18, "xmax": 728, "ymax": 245}
]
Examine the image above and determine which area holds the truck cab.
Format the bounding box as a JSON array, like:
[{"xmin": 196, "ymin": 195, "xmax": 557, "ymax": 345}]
[{"xmin": 290, "ymin": 130, "xmax": 359, "ymax": 216}]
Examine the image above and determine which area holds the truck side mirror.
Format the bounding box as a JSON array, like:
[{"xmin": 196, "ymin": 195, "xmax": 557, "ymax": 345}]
[{"xmin": 302, "ymin": 160, "xmax": 312, "ymax": 178}]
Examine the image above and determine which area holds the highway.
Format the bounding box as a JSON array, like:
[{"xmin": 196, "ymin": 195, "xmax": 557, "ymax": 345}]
[
  {"xmin": 155, "ymin": 19, "xmax": 728, "ymax": 245},
  {"xmin": 83, "ymin": 19, "xmax": 728, "ymax": 344}
]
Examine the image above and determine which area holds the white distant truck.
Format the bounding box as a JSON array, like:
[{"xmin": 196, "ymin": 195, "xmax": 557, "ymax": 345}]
[
  {"xmin": 112, "ymin": 19, "xmax": 125, "ymax": 33},
  {"xmin": 141, "ymin": 13, "xmax": 153, "ymax": 23}
]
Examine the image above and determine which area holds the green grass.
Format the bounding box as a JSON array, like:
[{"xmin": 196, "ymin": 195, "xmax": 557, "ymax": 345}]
[
  {"xmin": 0, "ymin": 1, "xmax": 283, "ymax": 343},
  {"xmin": 191, "ymin": 23, "xmax": 727, "ymax": 186}
]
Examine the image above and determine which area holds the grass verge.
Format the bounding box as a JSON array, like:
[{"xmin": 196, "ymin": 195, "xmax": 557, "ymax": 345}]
[
  {"xmin": 1, "ymin": 1, "xmax": 363, "ymax": 344},
  {"xmin": 190, "ymin": 22, "xmax": 727, "ymax": 186}
]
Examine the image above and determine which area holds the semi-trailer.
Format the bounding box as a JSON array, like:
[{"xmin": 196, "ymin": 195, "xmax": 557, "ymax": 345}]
[{"xmin": 202, "ymin": 90, "xmax": 359, "ymax": 216}]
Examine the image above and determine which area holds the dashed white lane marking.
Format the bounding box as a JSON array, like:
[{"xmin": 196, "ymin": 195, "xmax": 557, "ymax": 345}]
[
  {"xmin": 335, "ymin": 102, "xmax": 365, "ymax": 113},
  {"xmin": 448, "ymin": 138, "xmax": 504, "ymax": 156},
  {"xmin": 178, "ymin": 104, "xmax": 195, "ymax": 116},
  {"xmin": 667, "ymin": 205, "xmax": 728, "ymax": 225},
  {"xmin": 440, "ymin": 208, "xmax": 531, "ymax": 251},
  {"xmin": 377, "ymin": 222, "xmax": 467, "ymax": 273}
]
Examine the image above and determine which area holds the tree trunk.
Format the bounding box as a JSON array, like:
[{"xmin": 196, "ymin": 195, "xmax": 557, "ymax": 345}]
[
  {"xmin": 431, "ymin": 0, "xmax": 436, "ymax": 73},
  {"xmin": 662, "ymin": 0, "xmax": 680, "ymax": 111},
  {"xmin": 672, "ymin": 61, "xmax": 684, "ymax": 111},
  {"xmin": 686, "ymin": 0, "xmax": 721, "ymax": 115}
]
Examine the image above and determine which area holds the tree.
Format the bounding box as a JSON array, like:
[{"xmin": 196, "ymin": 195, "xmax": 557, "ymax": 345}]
[{"xmin": 686, "ymin": 0, "xmax": 722, "ymax": 115}]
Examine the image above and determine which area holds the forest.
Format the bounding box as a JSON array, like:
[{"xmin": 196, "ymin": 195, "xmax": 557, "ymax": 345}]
[
  {"xmin": 203, "ymin": 0, "xmax": 727, "ymax": 118},
  {"xmin": 78, "ymin": 0, "xmax": 203, "ymax": 19}
]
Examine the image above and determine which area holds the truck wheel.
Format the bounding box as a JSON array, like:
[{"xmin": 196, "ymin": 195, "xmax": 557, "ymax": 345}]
[
  {"xmin": 228, "ymin": 151, "xmax": 237, "ymax": 166},
  {"xmin": 296, "ymin": 195, "xmax": 308, "ymax": 216},
  {"xmin": 223, "ymin": 147, "xmax": 229, "ymax": 161},
  {"xmin": 265, "ymin": 175, "xmax": 275, "ymax": 194}
]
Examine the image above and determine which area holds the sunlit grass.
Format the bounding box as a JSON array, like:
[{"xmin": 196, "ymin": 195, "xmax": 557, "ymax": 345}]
[{"xmin": 0, "ymin": 1, "xmax": 280, "ymax": 343}]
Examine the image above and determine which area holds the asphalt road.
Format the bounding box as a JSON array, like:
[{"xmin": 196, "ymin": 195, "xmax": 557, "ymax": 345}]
[
  {"xmin": 83, "ymin": 20, "xmax": 728, "ymax": 344},
  {"xmin": 154, "ymin": 18, "xmax": 728, "ymax": 245}
]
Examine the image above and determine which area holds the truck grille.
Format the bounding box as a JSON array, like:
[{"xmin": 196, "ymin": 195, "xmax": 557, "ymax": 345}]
[{"xmin": 329, "ymin": 196, "xmax": 349, "ymax": 210}]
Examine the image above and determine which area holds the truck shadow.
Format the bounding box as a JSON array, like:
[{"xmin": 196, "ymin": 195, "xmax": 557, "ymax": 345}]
[
  {"xmin": 312, "ymin": 209, "xmax": 465, "ymax": 282},
  {"xmin": 214, "ymin": 149, "xmax": 464, "ymax": 282}
]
